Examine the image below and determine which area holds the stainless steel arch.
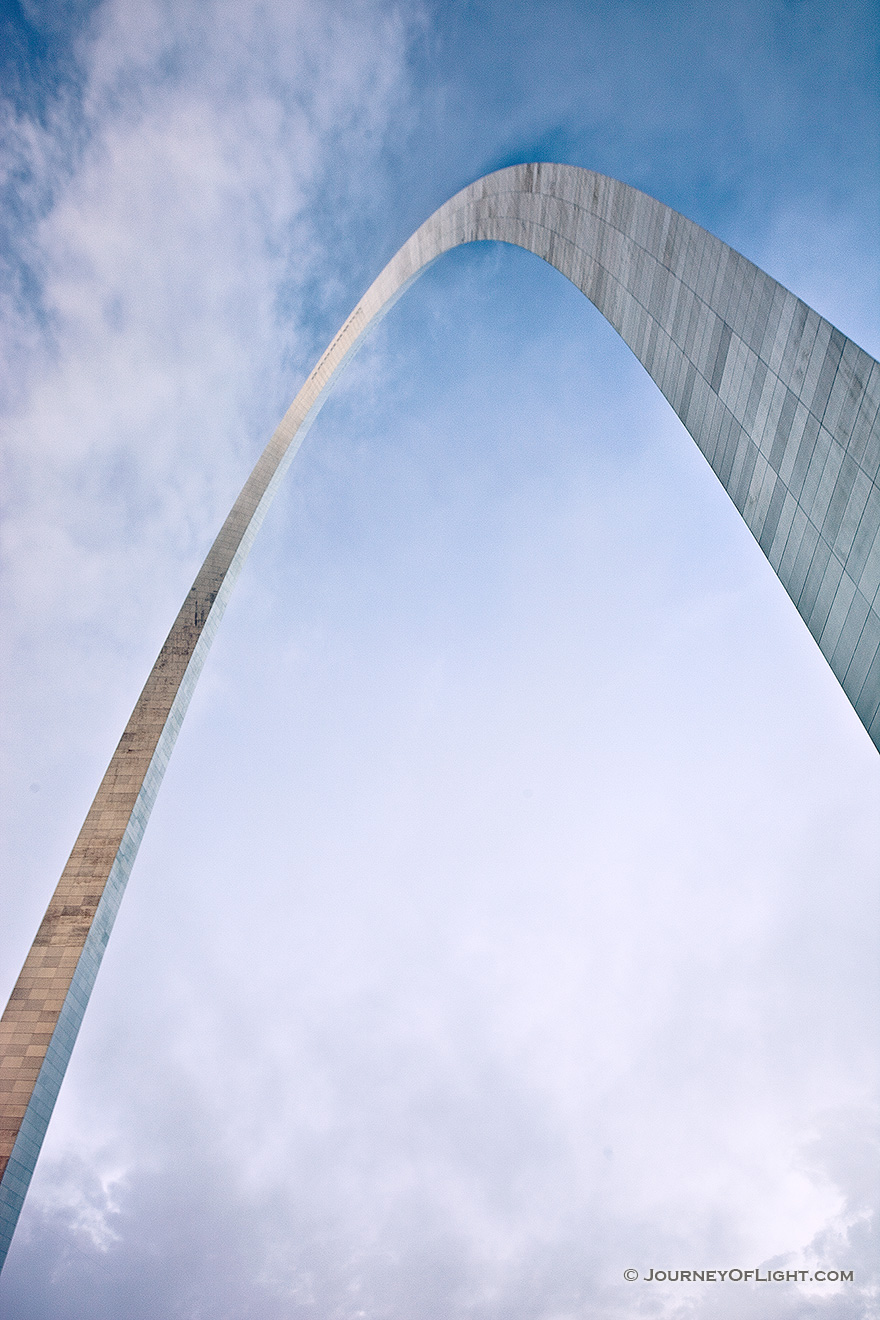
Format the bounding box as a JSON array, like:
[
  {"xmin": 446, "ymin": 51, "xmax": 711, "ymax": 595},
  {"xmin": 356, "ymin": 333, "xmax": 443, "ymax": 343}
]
[{"xmin": 2, "ymin": 163, "xmax": 878, "ymax": 1267}]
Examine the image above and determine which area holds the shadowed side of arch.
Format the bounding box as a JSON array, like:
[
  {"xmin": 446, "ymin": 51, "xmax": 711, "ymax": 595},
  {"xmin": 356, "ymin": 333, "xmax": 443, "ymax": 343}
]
[{"xmin": 1, "ymin": 163, "xmax": 878, "ymax": 1268}]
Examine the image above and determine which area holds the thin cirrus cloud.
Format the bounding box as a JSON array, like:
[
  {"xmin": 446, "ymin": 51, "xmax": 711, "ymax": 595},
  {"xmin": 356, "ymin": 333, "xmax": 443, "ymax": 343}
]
[
  {"xmin": 0, "ymin": 0, "xmax": 878, "ymax": 1317},
  {"xmin": 1, "ymin": 0, "xmax": 421, "ymax": 858}
]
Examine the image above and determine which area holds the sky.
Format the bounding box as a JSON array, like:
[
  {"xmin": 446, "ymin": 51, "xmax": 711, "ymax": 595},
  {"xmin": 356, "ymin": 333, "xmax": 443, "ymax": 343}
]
[{"xmin": 0, "ymin": 0, "xmax": 878, "ymax": 1316}]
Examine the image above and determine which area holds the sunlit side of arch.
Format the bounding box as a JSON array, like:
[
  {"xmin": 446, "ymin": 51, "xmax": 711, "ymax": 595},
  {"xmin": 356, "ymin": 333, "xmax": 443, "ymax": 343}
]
[{"xmin": 1, "ymin": 163, "xmax": 878, "ymax": 1268}]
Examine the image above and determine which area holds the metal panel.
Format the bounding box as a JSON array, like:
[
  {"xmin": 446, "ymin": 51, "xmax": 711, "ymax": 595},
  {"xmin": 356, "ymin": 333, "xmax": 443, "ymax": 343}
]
[{"xmin": 2, "ymin": 162, "xmax": 878, "ymax": 1272}]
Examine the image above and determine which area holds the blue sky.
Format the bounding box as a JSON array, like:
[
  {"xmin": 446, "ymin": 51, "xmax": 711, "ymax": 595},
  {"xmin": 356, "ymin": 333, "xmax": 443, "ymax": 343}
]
[{"xmin": 1, "ymin": 1, "xmax": 878, "ymax": 1316}]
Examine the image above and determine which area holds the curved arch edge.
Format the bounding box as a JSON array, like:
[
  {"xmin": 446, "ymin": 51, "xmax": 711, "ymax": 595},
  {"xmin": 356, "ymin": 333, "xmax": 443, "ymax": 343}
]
[{"xmin": 1, "ymin": 163, "xmax": 878, "ymax": 1271}]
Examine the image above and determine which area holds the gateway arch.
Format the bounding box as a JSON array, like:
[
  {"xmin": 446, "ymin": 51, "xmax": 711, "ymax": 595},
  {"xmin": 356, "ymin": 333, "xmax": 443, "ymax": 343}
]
[{"xmin": 1, "ymin": 163, "xmax": 878, "ymax": 1267}]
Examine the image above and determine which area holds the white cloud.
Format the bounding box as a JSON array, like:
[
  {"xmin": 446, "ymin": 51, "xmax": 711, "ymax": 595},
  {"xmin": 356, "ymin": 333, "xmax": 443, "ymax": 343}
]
[{"xmin": 0, "ymin": 0, "xmax": 423, "ymax": 949}]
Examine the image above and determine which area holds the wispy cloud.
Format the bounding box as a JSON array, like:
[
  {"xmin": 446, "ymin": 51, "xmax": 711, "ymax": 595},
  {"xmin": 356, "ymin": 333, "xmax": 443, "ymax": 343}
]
[{"xmin": 1, "ymin": 0, "xmax": 423, "ymax": 891}]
